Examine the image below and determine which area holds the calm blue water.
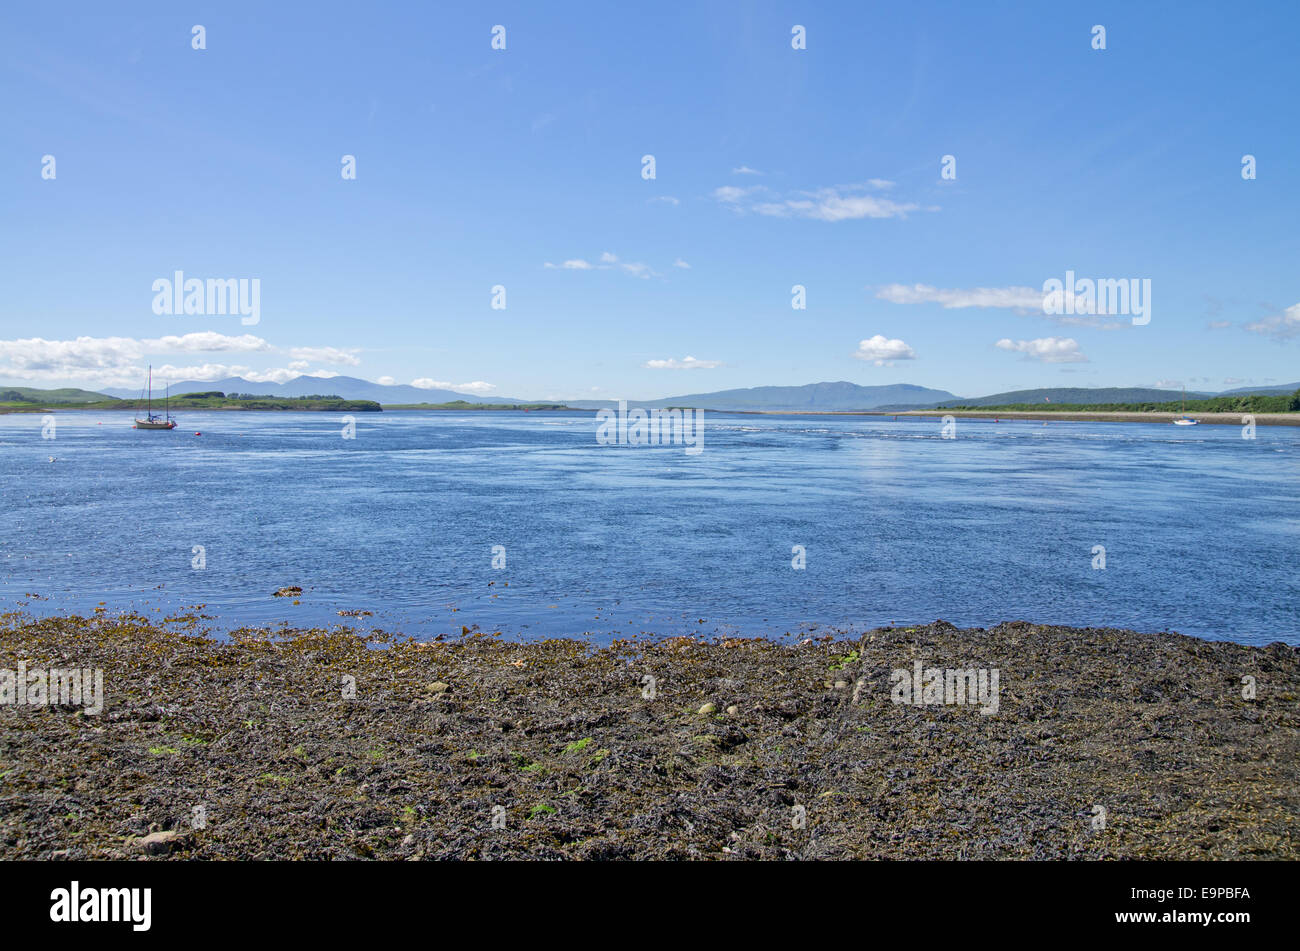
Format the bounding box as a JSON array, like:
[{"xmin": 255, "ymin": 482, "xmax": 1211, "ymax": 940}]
[{"xmin": 1, "ymin": 411, "xmax": 1296, "ymax": 644}]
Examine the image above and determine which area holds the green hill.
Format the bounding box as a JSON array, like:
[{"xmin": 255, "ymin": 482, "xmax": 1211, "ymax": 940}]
[
  {"xmin": 938, "ymin": 387, "xmax": 1211, "ymax": 408},
  {"xmin": 0, "ymin": 386, "xmax": 115, "ymax": 404}
]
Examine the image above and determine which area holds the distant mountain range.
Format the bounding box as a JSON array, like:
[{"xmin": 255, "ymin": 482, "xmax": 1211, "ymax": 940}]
[
  {"xmin": 570, "ymin": 381, "xmax": 1300, "ymax": 411},
  {"xmin": 931, "ymin": 384, "xmax": 1300, "ymax": 409},
  {"xmin": 99, "ymin": 375, "xmax": 525, "ymax": 405},
  {"xmin": 566, "ymin": 382, "xmax": 960, "ymax": 411},
  {"xmin": 1216, "ymin": 382, "xmax": 1300, "ymax": 396},
  {"xmin": 934, "ymin": 386, "xmax": 1215, "ymax": 409},
  {"xmin": 19, "ymin": 375, "xmax": 1300, "ymax": 412}
]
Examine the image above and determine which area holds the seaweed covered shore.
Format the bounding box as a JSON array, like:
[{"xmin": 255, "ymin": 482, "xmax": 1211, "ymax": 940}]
[{"xmin": 1, "ymin": 614, "xmax": 1297, "ymax": 860}]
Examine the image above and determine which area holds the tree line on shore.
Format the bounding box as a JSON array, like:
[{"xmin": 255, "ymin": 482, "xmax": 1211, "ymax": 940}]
[{"xmin": 939, "ymin": 390, "xmax": 1300, "ymax": 414}]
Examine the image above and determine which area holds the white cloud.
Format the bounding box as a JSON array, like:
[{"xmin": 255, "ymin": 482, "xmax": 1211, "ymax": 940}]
[
  {"xmin": 1208, "ymin": 320, "xmax": 1233, "ymax": 329},
  {"xmin": 0, "ymin": 333, "xmax": 362, "ymax": 389},
  {"xmin": 649, "ymin": 196, "xmax": 680, "ymax": 206},
  {"xmin": 673, "ymin": 258, "xmax": 691, "ymax": 269},
  {"xmin": 1153, "ymin": 378, "xmax": 1182, "ymax": 388},
  {"xmin": 995, "ymin": 337, "xmax": 1088, "ymax": 363},
  {"xmin": 0, "ymin": 333, "xmax": 270, "ymax": 373},
  {"xmin": 712, "ymin": 185, "xmax": 764, "ymax": 203},
  {"xmin": 643, "ymin": 355, "xmax": 722, "ymax": 370},
  {"xmin": 287, "ymin": 346, "xmax": 361, "ymax": 366},
  {"xmin": 377, "ymin": 376, "xmax": 396, "ymax": 385},
  {"xmin": 242, "ymin": 366, "xmax": 324, "ymax": 384},
  {"xmin": 153, "ymin": 364, "xmax": 253, "ymax": 382},
  {"xmin": 877, "ymin": 282, "xmax": 1132, "ymax": 329},
  {"xmin": 853, "ymin": 335, "xmax": 916, "ymax": 366},
  {"xmin": 715, "ymin": 182, "xmax": 920, "ymax": 221},
  {"xmin": 150, "ymin": 332, "xmax": 271, "ymax": 353},
  {"xmin": 412, "ymin": 378, "xmax": 496, "ymax": 395},
  {"xmin": 545, "ymin": 251, "xmax": 657, "ymax": 279},
  {"xmin": 732, "ymin": 166, "xmax": 762, "ymax": 175},
  {"xmin": 877, "ymin": 283, "xmax": 1045, "ymax": 310},
  {"xmin": 1244, "ymin": 302, "xmax": 1300, "ymax": 340},
  {"xmin": 756, "ymin": 191, "xmax": 917, "ymax": 221}
]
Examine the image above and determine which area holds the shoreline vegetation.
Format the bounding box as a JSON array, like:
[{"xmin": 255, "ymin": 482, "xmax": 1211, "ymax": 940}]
[
  {"xmin": 0, "ymin": 390, "xmax": 383, "ymax": 413},
  {"xmin": 1, "ymin": 614, "xmax": 1295, "ymax": 859},
  {"xmin": 0, "ymin": 389, "xmax": 575, "ymax": 414},
  {"xmin": 382, "ymin": 401, "xmax": 575, "ymax": 411},
  {"xmin": 938, "ymin": 392, "xmax": 1300, "ymax": 414},
  {"xmin": 888, "ymin": 410, "xmax": 1300, "ymax": 426}
]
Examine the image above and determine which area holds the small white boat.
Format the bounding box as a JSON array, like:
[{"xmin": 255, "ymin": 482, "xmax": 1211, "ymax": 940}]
[{"xmin": 1171, "ymin": 387, "xmax": 1198, "ymax": 425}]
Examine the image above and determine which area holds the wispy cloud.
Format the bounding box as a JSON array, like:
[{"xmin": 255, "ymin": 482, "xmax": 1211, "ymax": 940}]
[
  {"xmin": 648, "ymin": 195, "xmax": 680, "ymax": 206},
  {"xmin": 1244, "ymin": 302, "xmax": 1300, "ymax": 341},
  {"xmin": 853, "ymin": 335, "xmax": 916, "ymax": 366},
  {"xmin": 732, "ymin": 165, "xmax": 763, "ymax": 175},
  {"xmin": 544, "ymin": 251, "xmax": 658, "ymax": 279},
  {"xmin": 643, "ymin": 355, "xmax": 722, "ymax": 369},
  {"xmin": 287, "ymin": 346, "xmax": 361, "ymax": 366},
  {"xmin": 712, "ymin": 185, "xmax": 764, "ymax": 203},
  {"xmin": 878, "ymin": 283, "xmax": 1043, "ymax": 310},
  {"xmin": 412, "ymin": 378, "xmax": 496, "ymax": 394},
  {"xmin": 876, "ymin": 283, "xmax": 1131, "ymax": 329},
  {"xmin": 240, "ymin": 366, "xmax": 340, "ymax": 384},
  {"xmin": 715, "ymin": 181, "xmax": 919, "ymax": 221},
  {"xmin": 995, "ymin": 337, "xmax": 1088, "ymax": 363},
  {"xmin": 673, "ymin": 258, "xmax": 691, "ymax": 269}
]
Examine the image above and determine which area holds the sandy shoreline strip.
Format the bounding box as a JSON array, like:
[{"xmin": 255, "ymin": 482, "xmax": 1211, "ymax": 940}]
[
  {"xmin": 2, "ymin": 615, "xmax": 1296, "ymax": 860},
  {"xmin": 737, "ymin": 410, "xmax": 1300, "ymax": 426}
]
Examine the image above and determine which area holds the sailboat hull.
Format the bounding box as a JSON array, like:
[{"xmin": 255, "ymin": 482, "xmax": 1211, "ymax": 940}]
[{"xmin": 135, "ymin": 365, "xmax": 175, "ymax": 429}]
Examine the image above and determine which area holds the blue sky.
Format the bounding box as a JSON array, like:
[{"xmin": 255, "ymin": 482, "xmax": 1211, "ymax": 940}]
[{"xmin": 2, "ymin": 1, "xmax": 1297, "ymax": 400}]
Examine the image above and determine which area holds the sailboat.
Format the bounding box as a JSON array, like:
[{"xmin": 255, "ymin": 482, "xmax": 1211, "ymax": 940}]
[
  {"xmin": 1172, "ymin": 386, "xmax": 1198, "ymax": 426},
  {"xmin": 134, "ymin": 365, "xmax": 176, "ymax": 430}
]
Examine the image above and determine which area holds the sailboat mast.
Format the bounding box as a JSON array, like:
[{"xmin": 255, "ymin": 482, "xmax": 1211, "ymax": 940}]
[{"xmin": 148, "ymin": 365, "xmax": 152, "ymax": 416}]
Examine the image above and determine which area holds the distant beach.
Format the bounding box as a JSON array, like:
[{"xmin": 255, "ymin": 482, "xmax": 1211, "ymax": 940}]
[
  {"xmin": 741, "ymin": 410, "xmax": 1300, "ymax": 426},
  {"xmin": 902, "ymin": 410, "xmax": 1300, "ymax": 426}
]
